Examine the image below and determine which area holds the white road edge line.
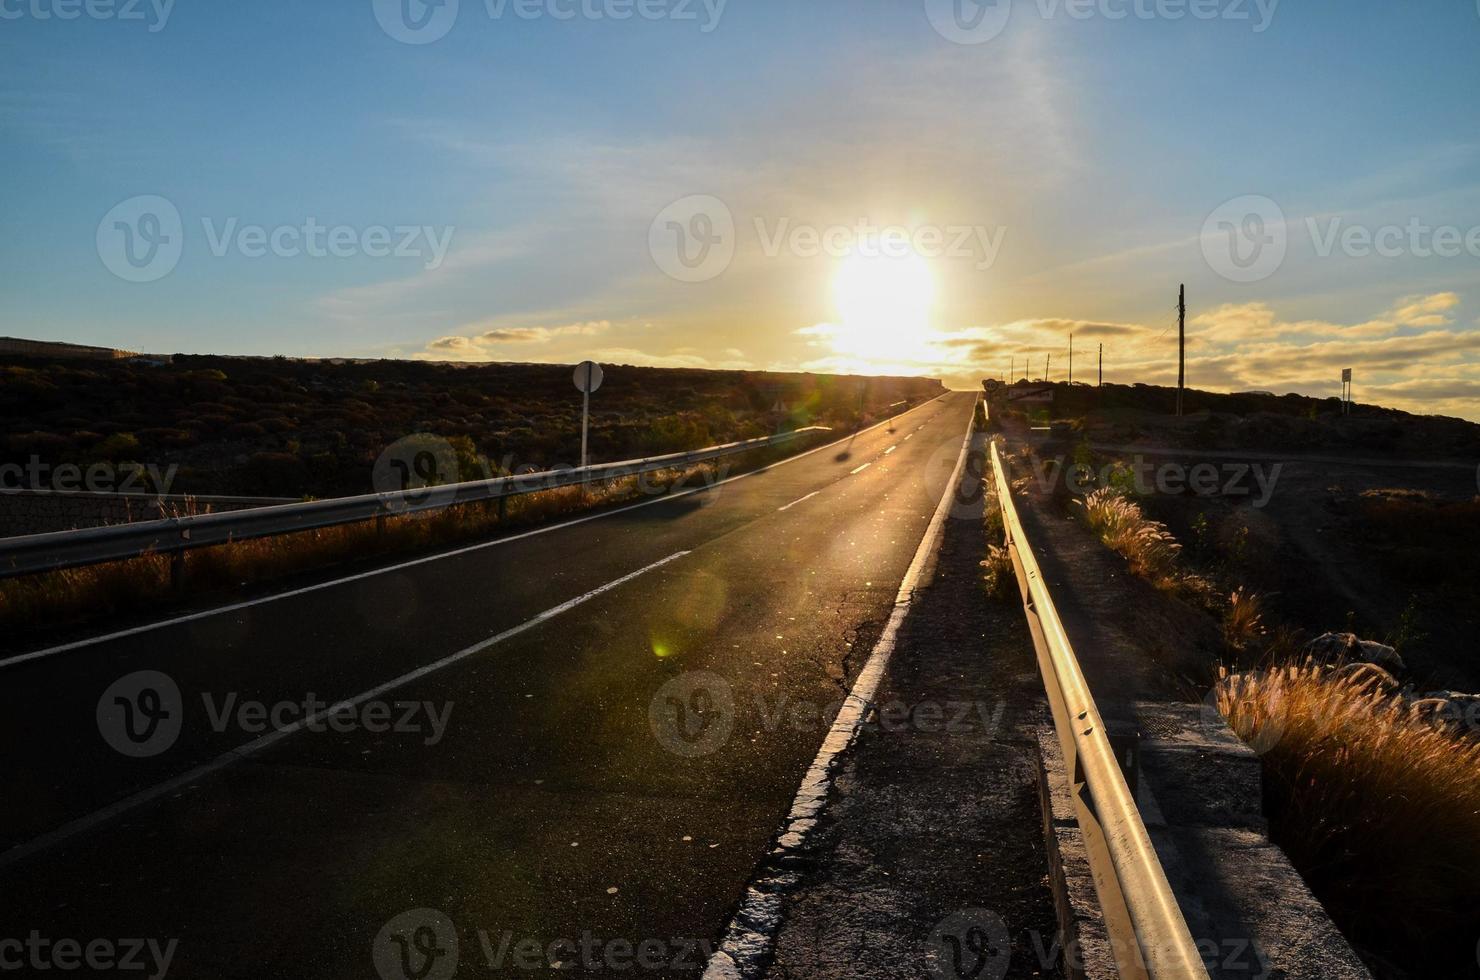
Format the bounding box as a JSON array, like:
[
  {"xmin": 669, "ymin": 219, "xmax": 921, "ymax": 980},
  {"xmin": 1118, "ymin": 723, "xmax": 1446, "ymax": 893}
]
[
  {"xmin": 776, "ymin": 491, "xmax": 821, "ymax": 513},
  {"xmin": 702, "ymin": 398, "xmax": 980, "ymax": 980},
  {"xmin": 849, "ymin": 463, "xmax": 871, "ymax": 475},
  {"xmin": 0, "ymin": 550, "xmax": 691, "ymax": 872},
  {"xmin": 2, "ymin": 394, "xmax": 954, "ymax": 670}
]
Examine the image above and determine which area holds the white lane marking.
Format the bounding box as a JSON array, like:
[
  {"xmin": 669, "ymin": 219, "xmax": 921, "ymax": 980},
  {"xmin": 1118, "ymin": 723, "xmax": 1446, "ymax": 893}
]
[
  {"xmin": 883, "ymin": 446, "xmax": 897, "ymax": 455},
  {"xmin": 2, "ymin": 394, "xmax": 956, "ymax": 669},
  {"xmin": 703, "ymin": 401, "xmax": 980, "ymax": 978},
  {"xmin": 0, "ymin": 551, "xmax": 691, "ymax": 872},
  {"xmin": 903, "ymin": 433, "xmax": 913, "ymax": 441},
  {"xmin": 777, "ymin": 491, "xmax": 821, "ymax": 512},
  {"xmin": 849, "ymin": 463, "xmax": 871, "ymax": 475}
]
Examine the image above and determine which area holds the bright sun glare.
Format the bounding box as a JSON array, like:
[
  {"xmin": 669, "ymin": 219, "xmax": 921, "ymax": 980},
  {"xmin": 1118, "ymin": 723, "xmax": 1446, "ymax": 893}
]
[{"xmin": 831, "ymin": 253, "xmax": 936, "ymax": 366}]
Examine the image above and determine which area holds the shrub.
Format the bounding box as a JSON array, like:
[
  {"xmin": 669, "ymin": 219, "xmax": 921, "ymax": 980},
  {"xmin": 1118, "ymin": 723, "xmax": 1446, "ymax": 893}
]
[
  {"xmin": 226, "ymin": 421, "xmax": 267, "ymax": 439},
  {"xmin": 93, "ymin": 432, "xmax": 141, "ymax": 460},
  {"xmin": 138, "ymin": 427, "xmax": 198, "ymax": 448},
  {"xmin": 981, "ymin": 545, "xmax": 1016, "ymax": 601},
  {"xmin": 1217, "ymin": 662, "xmax": 1480, "ymax": 973},
  {"xmin": 5, "ymin": 431, "xmax": 74, "ymax": 456},
  {"xmin": 1074, "ymin": 487, "xmax": 1181, "ymax": 583},
  {"xmin": 1222, "ymin": 587, "xmax": 1265, "ymax": 650}
]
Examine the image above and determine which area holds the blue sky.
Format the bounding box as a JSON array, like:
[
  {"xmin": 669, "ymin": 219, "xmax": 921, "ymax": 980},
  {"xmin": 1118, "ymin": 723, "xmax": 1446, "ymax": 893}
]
[{"xmin": 4, "ymin": 0, "xmax": 1480, "ymax": 416}]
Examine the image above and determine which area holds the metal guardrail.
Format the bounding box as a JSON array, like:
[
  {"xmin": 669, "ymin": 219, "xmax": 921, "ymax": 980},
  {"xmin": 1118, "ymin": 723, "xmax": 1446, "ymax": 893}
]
[
  {"xmin": 0, "ymin": 488, "xmax": 295, "ymax": 505},
  {"xmin": 0, "ymin": 426, "xmax": 831, "ymax": 579},
  {"xmin": 989, "ymin": 439, "xmax": 1209, "ymax": 980}
]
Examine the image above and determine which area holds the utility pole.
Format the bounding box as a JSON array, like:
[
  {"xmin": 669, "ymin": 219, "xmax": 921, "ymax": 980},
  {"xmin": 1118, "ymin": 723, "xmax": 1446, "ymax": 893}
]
[
  {"xmin": 1098, "ymin": 343, "xmax": 1103, "ymax": 387},
  {"xmin": 1045, "ymin": 353, "xmax": 1051, "ymax": 382},
  {"xmin": 1069, "ymin": 332, "xmax": 1074, "ymax": 385},
  {"xmin": 1177, "ymin": 283, "xmax": 1186, "ymax": 416},
  {"xmin": 1009, "ymin": 356, "xmax": 1013, "ymax": 383}
]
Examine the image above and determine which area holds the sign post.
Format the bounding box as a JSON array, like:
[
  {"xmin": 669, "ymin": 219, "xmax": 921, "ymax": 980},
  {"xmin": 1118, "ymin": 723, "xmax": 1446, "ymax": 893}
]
[
  {"xmin": 1341, "ymin": 368, "xmax": 1352, "ymax": 415},
  {"xmin": 574, "ymin": 360, "xmax": 605, "ymax": 471}
]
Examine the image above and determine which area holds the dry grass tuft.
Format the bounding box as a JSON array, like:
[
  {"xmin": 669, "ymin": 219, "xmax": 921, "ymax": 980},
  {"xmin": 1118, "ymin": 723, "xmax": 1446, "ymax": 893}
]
[
  {"xmin": 1221, "ymin": 586, "xmax": 1266, "ymax": 651},
  {"xmin": 1073, "ymin": 487, "xmax": 1181, "ymax": 583},
  {"xmin": 981, "ymin": 544, "xmax": 1016, "ymax": 602},
  {"xmin": 1216, "ymin": 661, "xmax": 1480, "ymax": 972}
]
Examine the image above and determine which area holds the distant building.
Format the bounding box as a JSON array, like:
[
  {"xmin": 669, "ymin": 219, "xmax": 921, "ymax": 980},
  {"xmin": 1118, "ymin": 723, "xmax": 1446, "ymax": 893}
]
[{"xmin": 0, "ymin": 336, "xmax": 170, "ymax": 363}]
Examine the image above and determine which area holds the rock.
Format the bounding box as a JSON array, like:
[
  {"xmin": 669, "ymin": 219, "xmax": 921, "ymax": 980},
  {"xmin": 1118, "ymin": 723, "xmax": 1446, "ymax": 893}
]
[
  {"xmin": 1410, "ymin": 692, "xmax": 1480, "ymax": 732},
  {"xmin": 1334, "ymin": 662, "xmax": 1399, "ymax": 694},
  {"xmin": 1304, "ymin": 632, "xmax": 1406, "ymax": 675},
  {"xmin": 1355, "ymin": 639, "xmax": 1405, "ymax": 674}
]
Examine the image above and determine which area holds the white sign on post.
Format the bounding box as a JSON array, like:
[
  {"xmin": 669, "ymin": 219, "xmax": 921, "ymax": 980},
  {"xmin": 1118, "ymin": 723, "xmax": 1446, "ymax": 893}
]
[
  {"xmin": 574, "ymin": 361, "xmax": 604, "ymax": 471},
  {"xmin": 1341, "ymin": 368, "xmax": 1352, "ymax": 383}
]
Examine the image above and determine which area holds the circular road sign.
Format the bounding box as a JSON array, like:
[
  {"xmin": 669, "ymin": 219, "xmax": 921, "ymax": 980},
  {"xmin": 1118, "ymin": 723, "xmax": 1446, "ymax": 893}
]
[{"xmin": 574, "ymin": 361, "xmax": 604, "ymax": 395}]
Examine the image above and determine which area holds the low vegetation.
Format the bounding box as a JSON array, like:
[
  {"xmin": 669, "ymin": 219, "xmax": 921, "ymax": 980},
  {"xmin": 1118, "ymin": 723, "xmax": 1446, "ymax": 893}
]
[
  {"xmin": 1220, "ymin": 585, "xmax": 1266, "ymax": 652},
  {"xmin": 0, "ymin": 356, "xmax": 942, "ymax": 498},
  {"xmin": 1072, "ymin": 487, "xmax": 1182, "ymax": 584},
  {"xmin": 1216, "ymin": 661, "xmax": 1480, "ymax": 974},
  {"xmin": 1019, "ymin": 380, "xmax": 1480, "ymax": 459},
  {"xmin": 980, "ymin": 470, "xmax": 1016, "ymax": 601}
]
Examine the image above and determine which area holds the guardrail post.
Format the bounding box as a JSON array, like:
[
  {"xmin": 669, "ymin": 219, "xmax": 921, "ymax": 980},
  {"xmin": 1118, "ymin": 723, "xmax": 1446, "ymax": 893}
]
[
  {"xmin": 169, "ymin": 550, "xmax": 186, "ymax": 594},
  {"xmin": 1106, "ymin": 721, "xmax": 1141, "ymax": 798},
  {"xmin": 497, "ymin": 494, "xmax": 508, "ymax": 522}
]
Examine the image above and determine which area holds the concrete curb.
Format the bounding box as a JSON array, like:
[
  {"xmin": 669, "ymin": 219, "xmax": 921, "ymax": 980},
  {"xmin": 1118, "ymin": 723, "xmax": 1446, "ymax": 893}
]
[{"xmin": 1033, "ymin": 725, "xmax": 1117, "ymax": 980}]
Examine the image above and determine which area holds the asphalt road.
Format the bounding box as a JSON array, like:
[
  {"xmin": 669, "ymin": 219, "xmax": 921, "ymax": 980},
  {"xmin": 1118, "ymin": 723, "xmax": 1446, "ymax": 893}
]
[{"xmin": 0, "ymin": 391, "xmax": 979, "ymax": 979}]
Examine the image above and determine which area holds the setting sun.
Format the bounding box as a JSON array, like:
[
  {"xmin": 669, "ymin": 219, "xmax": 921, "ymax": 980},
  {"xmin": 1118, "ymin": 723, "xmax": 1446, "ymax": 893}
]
[{"xmin": 831, "ymin": 252, "xmax": 936, "ymax": 364}]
